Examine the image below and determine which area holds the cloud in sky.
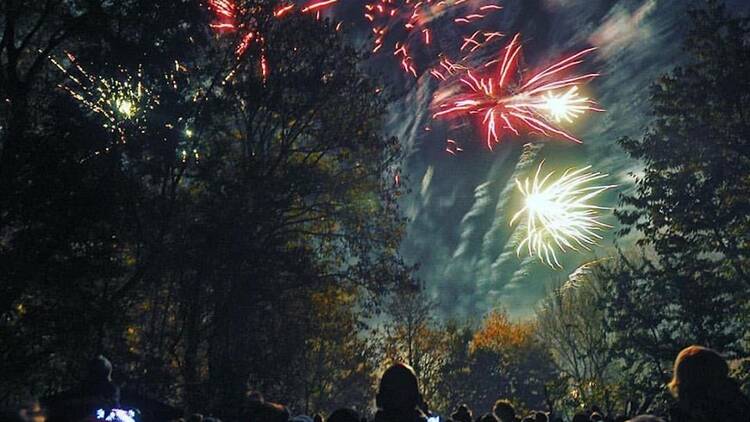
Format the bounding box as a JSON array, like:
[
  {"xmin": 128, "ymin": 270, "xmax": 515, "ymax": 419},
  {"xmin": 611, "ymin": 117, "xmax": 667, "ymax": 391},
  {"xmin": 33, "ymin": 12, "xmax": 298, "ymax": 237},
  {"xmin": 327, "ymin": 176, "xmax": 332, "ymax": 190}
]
[
  {"xmin": 383, "ymin": 0, "xmax": 750, "ymax": 320},
  {"xmin": 589, "ymin": 0, "xmax": 658, "ymax": 58}
]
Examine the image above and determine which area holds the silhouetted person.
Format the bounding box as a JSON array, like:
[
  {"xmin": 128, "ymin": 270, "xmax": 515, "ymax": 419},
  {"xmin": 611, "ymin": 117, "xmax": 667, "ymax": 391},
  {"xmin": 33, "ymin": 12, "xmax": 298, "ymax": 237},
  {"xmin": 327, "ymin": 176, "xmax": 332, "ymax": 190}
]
[
  {"xmin": 328, "ymin": 409, "xmax": 360, "ymax": 422},
  {"xmin": 571, "ymin": 414, "xmax": 588, "ymax": 422},
  {"xmin": 373, "ymin": 363, "xmax": 428, "ymax": 422},
  {"xmin": 313, "ymin": 413, "xmax": 324, "ymax": 422},
  {"xmin": 450, "ymin": 405, "xmax": 472, "ymax": 422},
  {"xmin": 492, "ymin": 400, "xmax": 517, "ymax": 422},
  {"xmin": 43, "ymin": 355, "xmax": 120, "ymax": 422},
  {"xmin": 668, "ymin": 345, "xmax": 750, "ymax": 422},
  {"xmin": 478, "ymin": 413, "xmax": 498, "ymax": 422},
  {"xmin": 590, "ymin": 412, "xmax": 603, "ymax": 421}
]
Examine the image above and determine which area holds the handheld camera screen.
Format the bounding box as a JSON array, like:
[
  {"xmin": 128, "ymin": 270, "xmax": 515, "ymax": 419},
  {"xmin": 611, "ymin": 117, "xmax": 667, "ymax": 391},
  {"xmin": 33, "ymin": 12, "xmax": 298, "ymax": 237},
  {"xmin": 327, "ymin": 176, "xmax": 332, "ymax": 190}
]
[{"xmin": 96, "ymin": 408, "xmax": 138, "ymax": 422}]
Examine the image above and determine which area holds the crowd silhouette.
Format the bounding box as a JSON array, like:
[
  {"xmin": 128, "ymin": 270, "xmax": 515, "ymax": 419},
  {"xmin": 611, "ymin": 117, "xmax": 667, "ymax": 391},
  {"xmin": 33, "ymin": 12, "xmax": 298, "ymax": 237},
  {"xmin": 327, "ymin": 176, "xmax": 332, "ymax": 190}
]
[
  {"xmin": 2, "ymin": 346, "xmax": 748, "ymax": 422},
  {"xmin": 0, "ymin": 346, "xmax": 750, "ymax": 422}
]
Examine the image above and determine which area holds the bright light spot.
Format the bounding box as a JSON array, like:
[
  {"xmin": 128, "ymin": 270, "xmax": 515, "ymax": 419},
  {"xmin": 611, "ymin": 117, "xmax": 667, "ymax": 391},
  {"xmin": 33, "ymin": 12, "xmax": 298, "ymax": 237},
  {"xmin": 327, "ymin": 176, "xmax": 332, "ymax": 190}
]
[
  {"xmin": 184, "ymin": 128, "xmax": 193, "ymax": 138},
  {"xmin": 526, "ymin": 192, "xmax": 553, "ymax": 212},
  {"xmin": 96, "ymin": 408, "xmax": 136, "ymax": 422},
  {"xmin": 116, "ymin": 98, "xmax": 135, "ymax": 118},
  {"xmin": 542, "ymin": 86, "xmax": 589, "ymax": 123},
  {"xmin": 510, "ymin": 161, "xmax": 616, "ymax": 268}
]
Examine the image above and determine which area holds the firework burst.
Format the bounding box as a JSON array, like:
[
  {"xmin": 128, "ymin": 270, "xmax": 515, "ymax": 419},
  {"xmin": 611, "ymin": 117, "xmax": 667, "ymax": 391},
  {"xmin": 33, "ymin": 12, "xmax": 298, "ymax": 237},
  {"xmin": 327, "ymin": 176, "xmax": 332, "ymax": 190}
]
[
  {"xmin": 50, "ymin": 54, "xmax": 202, "ymax": 163},
  {"xmin": 365, "ymin": 0, "xmax": 503, "ymax": 77},
  {"xmin": 207, "ymin": 0, "xmax": 339, "ymax": 79},
  {"xmin": 432, "ymin": 33, "xmax": 602, "ymax": 149},
  {"xmin": 510, "ymin": 162, "xmax": 615, "ymax": 268},
  {"xmin": 50, "ymin": 53, "xmax": 154, "ymax": 145}
]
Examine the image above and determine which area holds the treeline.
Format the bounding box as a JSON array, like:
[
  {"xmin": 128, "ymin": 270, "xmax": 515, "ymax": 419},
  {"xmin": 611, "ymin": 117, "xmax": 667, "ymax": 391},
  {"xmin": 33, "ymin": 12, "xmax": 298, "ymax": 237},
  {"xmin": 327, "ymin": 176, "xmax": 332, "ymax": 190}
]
[
  {"xmin": 0, "ymin": 0, "xmax": 408, "ymax": 415},
  {"xmin": 1, "ymin": 0, "xmax": 749, "ymax": 420}
]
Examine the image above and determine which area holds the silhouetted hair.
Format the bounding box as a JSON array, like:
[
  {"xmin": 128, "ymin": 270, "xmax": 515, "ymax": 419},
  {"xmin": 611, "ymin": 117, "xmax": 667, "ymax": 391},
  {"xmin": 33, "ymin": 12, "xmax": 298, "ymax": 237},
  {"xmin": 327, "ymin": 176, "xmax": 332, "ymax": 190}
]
[
  {"xmin": 450, "ymin": 404, "xmax": 472, "ymax": 422},
  {"xmin": 668, "ymin": 345, "xmax": 727, "ymax": 399},
  {"xmin": 667, "ymin": 344, "xmax": 750, "ymax": 420},
  {"xmin": 492, "ymin": 400, "xmax": 515, "ymax": 422},
  {"xmin": 533, "ymin": 412, "xmax": 548, "ymax": 422},
  {"xmin": 376, "ymin": 363, "xmax": 422, "ymax": 411}
]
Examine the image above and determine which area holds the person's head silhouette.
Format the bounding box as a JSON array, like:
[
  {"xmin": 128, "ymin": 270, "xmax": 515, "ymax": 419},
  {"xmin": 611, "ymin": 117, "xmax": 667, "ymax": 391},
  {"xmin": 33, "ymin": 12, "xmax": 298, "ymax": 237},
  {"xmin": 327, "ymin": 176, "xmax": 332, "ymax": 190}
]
[
  {"xmin": 492, "ymin": 400, "xmax": 515, "ymax": 422},
  {"xmin": 86, "ymin": 355, "xmax": 113, "ymax": 383},
  {"xmin": 376, "ymin": 363, "xmax": 425, "ymax": 414},
  {"xmin": 450, "ymin": 404, "xmax": 472, "ymax": 422},
  {"xmin": 668, "ymin": 345, "xmax": 750, "ymax": 420},
  {"xmin": 668, "ymin": 345, "xmax": 728, "ymax": 399}
]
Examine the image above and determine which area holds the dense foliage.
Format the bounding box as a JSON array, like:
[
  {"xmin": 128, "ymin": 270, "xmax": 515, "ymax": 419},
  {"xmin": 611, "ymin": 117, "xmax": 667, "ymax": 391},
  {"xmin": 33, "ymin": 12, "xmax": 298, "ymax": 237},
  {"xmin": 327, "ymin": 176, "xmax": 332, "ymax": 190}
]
[
  {"xmin": 1, "ymin": 0, "xmax": 750, "ymax": 420},
  {"xmin": 0, "ymin": 0, "xmax": 406, "ymax": 416}
]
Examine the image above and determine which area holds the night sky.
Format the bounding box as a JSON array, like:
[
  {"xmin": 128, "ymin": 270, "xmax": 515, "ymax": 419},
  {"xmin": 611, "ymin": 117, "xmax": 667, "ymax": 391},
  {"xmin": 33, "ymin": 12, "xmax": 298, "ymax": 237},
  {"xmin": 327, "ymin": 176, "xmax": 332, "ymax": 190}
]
[{"xmin": 341, "ymin": 0, "xmax": 750, "ymax": 320}]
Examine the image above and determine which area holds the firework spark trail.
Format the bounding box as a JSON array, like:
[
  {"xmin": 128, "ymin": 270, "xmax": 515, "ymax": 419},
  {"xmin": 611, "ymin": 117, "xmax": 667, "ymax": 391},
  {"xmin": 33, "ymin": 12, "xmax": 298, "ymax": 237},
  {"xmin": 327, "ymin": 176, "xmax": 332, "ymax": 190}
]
[
  {"xmin": 364, "ymin": 0, "xmax": 503, "ymax": 77},
  {"xmin": 432, "ymin": 33, "xmax": 603, "ymax": 150},
  {"xmin": 559, "ymin": 257, "xmax": 613, "ymax": 291},
  {"xmin": 509, "ymin": 161, "xmax": 615, "ymax": 268},
  {"xmin": 301, "ymin": 0, "xmax": 338, "ymax": 13},
  {"xmin": 50, "ymin": 54, "xmax": 203, "ymax": 163},
  {"xmin": 207, "ymin": 0, "xmax": 339, "ymax": 80},
  {"xmin": 50, "ymin": 53, "xmax": 153, "ymax": 147}
]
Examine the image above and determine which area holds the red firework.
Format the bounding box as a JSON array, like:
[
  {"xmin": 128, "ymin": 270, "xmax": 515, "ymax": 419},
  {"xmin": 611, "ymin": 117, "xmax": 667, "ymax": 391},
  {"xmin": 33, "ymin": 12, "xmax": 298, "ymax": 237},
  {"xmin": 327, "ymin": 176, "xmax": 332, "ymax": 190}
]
[
  {"xmin": 207, "ymin": 0, "xmax": 339, "ymax": 78},
  {"xmin": 432, "ymin": 33, "xmax": 603, "ymax": 149},
  {"xmin": 364, "ymin": 0, "xmax": 503, "ymax": 77}
]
